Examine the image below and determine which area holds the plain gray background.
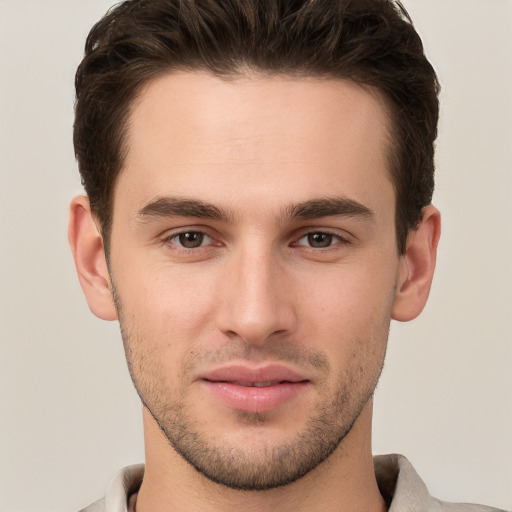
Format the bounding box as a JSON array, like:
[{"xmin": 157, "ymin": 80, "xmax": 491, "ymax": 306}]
[{"xmin": 0, "ymin": 1, "xmax": 511, "ymax": 511}]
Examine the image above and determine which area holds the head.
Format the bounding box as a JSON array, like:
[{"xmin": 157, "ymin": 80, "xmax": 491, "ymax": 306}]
[
  {"xmin": 69, "ymin": 0, "xmax": 441, "ymax": 493},
  {"xmin": 74, "ymin": 0, "xmax": 439, "ymax": 255}
]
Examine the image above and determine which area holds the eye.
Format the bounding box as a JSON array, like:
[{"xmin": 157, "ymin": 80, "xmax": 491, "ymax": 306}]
[
  {"xmin": 296, "ymin": 232, "xmax": 344, "ymax": 249},
  {"xmin": 169, "ymin": 231, "xmax": 212, "ymax": 249}
]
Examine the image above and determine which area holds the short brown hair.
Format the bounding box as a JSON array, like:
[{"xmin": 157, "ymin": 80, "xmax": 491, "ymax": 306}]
[{"xmin": 74, "ymin": 0, "xmax": 439, "ymax": 253}]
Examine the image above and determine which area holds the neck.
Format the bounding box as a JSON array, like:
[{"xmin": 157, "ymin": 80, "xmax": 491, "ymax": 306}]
[{"xmin": 135, "ymin": 402, "xmax": 386, "ymax": 512}]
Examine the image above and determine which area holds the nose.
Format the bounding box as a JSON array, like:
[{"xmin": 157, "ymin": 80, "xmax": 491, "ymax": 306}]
[{"xmin": 215, "ymin": 243, "xmax": 297, "ymax": 346}]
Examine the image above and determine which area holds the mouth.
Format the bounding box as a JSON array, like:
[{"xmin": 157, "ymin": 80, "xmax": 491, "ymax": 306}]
[
  {"xmin": 199, "ymin": 365, "xmax": 310, "ymax": 414},
  {"xmin": 229, "ymin": 380, "xmax": 285, "ymax": 387}
]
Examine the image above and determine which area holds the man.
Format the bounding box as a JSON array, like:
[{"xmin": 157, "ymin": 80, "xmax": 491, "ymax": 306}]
[{"xmin": 67, "ymin": 0, "xmax": 504, "ymax": 511}]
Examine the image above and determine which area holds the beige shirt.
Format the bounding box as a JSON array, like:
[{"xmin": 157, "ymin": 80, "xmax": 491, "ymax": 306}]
[{"xmin": 79, "ymin": 454, "xmax": 507, "ymax": 512}]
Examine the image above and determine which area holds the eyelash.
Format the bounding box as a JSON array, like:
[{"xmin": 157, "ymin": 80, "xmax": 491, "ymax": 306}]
[
  {"xmin": 164, "ymin": 230, "xmax": 216, "ymax": 251},
  {"xmin": 162, "ymin": 228, "xmax": 351, "ymax": 252},
  {"xmin": 293, "ymin": 231, "xmax": 350, "ymax": 250}
]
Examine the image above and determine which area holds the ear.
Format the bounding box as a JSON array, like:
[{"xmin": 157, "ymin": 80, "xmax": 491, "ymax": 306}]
[
  {"xmin": 68, "ymin": 195, "xmax": 118, "ymax": 321},
  {"xmin": 392, "ymin": 205, "xmax": 441, "ymax": 322}
]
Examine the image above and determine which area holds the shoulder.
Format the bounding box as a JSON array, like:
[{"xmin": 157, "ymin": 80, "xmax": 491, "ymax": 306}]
[
  {"xmin": 79, "ymin": 498, "xmax": 104, "ymax": 512},
  {"xmin": 374, "ymin": 454, "xmax": 508, "ymax": 512},
  {"xmin": 430, "ymin": 500, "xmax": 508, "ymax": 512},
  {"xmin": 78, "ymin": 464, "xmax": 144, "ymax": 512}
]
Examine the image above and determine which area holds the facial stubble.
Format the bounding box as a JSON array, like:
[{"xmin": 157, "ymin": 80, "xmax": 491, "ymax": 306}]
[{"xmin": 113, "ymin": 284, "xmax": 390, "ymax": 492}]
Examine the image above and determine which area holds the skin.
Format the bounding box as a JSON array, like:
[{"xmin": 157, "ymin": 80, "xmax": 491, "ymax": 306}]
[{"xmin": 69, "ymin": 72, "xmax": 440, "ymax": 512}]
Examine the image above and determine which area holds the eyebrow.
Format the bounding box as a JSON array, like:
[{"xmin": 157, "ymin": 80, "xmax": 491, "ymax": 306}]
[
  {"xmin": 137, "ymin": 195, "xmax": 373, "ymax": 223},
  {"xmin": 138, "ymin": 197, "xmax": 231, "ymax": 222},
  {"xmin": 285, "ymin": 197, "xmax": 374, "ymax": 221}
]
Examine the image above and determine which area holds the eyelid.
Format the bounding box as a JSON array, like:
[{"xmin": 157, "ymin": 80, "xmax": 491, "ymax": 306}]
[
  {"xmin": 295, "ymin": 233, "xmax": 348, "ymax": 250},
  {"xmin": 160, "ymin": 226, "xmax": 220, "ymax": 250},
  {"xmin": 170, "ymin": 231, "xmax": 212, "ymax": 247},
  {"xmin": 158, "ymin": 225, "xmax": 353, "ymax": 252},
  {"xmin": 292, "ymin": 227, "xmax": 353, "ymax": 245}
]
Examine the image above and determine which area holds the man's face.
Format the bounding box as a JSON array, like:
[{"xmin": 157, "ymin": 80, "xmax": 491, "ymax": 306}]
[{"xmin": 108, "ymin": 72, "xmax": 402, "ymax": 489}]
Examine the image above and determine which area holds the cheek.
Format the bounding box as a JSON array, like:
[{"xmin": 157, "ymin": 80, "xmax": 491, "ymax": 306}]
[
  {"xmin": 114, "ymin": 262, "xmax": 220, "ymax": 352},
  {"xmin": 125, "ymin": 264, "xmax": 219, "ymax": 312},
  {"xmin": 296, "ymin": 260, "xmax": 397, "ymax": 365},
  {"xmin": 300, "ymin": 261, "xmax": 397, "ymax": 325}
]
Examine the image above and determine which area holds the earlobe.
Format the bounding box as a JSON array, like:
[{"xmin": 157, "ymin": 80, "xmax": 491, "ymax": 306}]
[
  {"xmin": 68, "ymin": 195, "xmax": 118, "ymax": 321},
  {"xmin": 392, "ymin": 205, "xmax": 441, "ymax": 322}
]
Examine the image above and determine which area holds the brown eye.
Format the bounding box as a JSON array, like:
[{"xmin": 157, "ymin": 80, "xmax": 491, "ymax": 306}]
[
  {"xmin": 295, "ymin": 231, "xmax": 348, "ymax": 249},
  {"xmin": 307, "ymin": 233, "xmax": 333, "ymax": 248},
  {"xmin": 176, "ymin": 232, "xmax": 207, "ymax": 248}
]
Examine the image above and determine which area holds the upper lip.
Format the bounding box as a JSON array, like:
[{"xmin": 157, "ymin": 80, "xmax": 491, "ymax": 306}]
[{"xmin": 199, "ymin": 364, "xmax": 309, "ymax": 385}]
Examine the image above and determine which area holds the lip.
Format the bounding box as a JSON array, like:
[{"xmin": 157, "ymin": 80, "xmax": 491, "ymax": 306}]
[{"xmin": 199, "ymin": 364, "xmax": 310, "ymax": 414}]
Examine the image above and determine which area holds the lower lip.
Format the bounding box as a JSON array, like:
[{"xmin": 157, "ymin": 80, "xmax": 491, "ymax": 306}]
[{"xmin": 202, "ymin": 380, "xmax": 309, "ymax": 413}]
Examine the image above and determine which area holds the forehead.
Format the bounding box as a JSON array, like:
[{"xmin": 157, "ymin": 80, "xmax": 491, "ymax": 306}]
[{"xmin": 118, "ymin": 71, "xmax": 394, "ymax": 219}]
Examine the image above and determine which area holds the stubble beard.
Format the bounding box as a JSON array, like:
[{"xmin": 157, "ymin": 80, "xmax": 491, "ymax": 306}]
[
  {"xmin": 143, "ymin": 373, "xmax": 380, "ymax": 491},
  {"xmin": 112, "ymin": 280, "xmax": 389, "ymax": 491},
  {"xmin": 120, "ymin": 331, "xmax": 386, "ymax": 491}
]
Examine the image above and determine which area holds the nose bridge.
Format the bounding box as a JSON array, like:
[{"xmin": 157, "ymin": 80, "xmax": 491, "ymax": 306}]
[{"xmin": 216, "ymin": 239, "xmax": 296, "ymax": 344}]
